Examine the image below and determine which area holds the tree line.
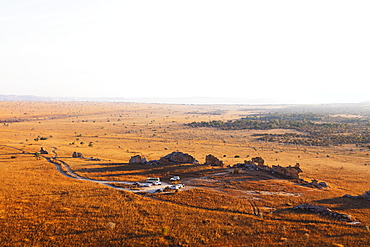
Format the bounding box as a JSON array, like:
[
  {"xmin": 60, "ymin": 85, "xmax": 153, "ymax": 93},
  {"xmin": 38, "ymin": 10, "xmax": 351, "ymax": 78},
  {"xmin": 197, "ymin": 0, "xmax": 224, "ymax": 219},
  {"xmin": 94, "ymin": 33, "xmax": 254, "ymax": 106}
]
[{"xmin": 186, "ymin": 113, "xmax": 370, "ymax": 146}]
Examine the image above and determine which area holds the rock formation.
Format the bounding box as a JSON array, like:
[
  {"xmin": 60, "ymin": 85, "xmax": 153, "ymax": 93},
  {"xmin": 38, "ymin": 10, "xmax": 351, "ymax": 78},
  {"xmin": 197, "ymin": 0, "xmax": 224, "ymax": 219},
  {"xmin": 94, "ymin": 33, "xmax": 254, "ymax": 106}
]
[
  {"xmin": 235, "ymin": 158, "xmax": 303, "ymax": 179},
  {"xmin": 205, "ymin": 154, "xmax": 223, "ymax": 166},
  {"xmin": 292, "ymin": 203, "xmax": 352, "ymax": 221},
  {"xmin": 129, "ymin": 155, "xmax": 147, "ymax": 164},
  {"xmin": 72, "ymin": 152, "xmax": 83, "ymax": 158},
  {"xmin": 251, "ymin": 157, "xmax": 264, "ymax": 166},
  {"xmin": 343, "ymin": 190, "xmax": 370, "ymax": 200},
  {"xmin": 271, "ymin": 163, "xmax": 303, "ymax": 179},
  {"xmin": 159, "ymin": 152, "xmax": 198, "ymax": 165},
  {"xmin": 141, "ymin": 152, "xmax": 198, "ymax": 165},
  {"xmin": 310, "ymin": 179, "xmax": 330, "ymax": 189}
]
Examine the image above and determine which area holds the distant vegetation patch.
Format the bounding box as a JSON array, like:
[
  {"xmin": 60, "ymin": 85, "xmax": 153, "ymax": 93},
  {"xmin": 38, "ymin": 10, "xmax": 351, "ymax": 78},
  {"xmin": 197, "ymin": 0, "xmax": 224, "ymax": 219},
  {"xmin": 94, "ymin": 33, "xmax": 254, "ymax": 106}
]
[
  {"xmin": 186, "ymin": 113, "xmax": 370, "ymax": 146},
  {"xmin": 186, "ymin": 110, "xmax": 227, "ymax": 115}
]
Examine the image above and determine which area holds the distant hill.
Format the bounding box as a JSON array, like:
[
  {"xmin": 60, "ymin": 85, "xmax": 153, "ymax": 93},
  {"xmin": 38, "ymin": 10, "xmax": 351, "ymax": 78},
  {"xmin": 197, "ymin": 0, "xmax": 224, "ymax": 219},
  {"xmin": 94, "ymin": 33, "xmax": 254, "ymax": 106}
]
[
  {"xmin": 0, "ymin": 95, "xmax": 54, "ymax": 101},
  {"xmin": 0, "ymin": 95, "xmax": 277, "ymax": 104}
]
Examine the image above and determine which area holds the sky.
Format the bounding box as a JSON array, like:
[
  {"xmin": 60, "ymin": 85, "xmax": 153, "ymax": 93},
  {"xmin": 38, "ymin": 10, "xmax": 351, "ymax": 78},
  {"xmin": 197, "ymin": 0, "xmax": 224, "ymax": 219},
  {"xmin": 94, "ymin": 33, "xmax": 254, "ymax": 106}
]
[{"xmin": 1, "ymin": 0, "xmax": 369, "ymax": 104}]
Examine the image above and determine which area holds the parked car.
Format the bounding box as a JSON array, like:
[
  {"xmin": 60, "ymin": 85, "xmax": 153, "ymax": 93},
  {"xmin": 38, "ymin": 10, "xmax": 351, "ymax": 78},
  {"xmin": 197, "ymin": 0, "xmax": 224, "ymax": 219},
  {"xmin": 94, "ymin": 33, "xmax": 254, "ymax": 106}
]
[
  {"xmin": 152, "ymin": 181, "xmax": 162, "ymax": 185},
  {"xmin": 146, "ymin": 177, "xmax": 161, "ymax": 183},
  {"xmin": 170, "ymin": 176, "xmax": 180, "ymax": 181},
  {"xmin": 170, "ymin": 184, "xmax": 184, "ymax": 190}
]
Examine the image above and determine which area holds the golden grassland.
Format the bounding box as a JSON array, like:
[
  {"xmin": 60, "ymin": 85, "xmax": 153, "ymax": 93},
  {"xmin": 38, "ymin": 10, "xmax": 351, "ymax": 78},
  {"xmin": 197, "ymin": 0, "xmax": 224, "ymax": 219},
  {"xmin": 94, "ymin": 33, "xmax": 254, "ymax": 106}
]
[{"xmin": 0, "ymin": 101, "xmax": 369, "ymax": 246}]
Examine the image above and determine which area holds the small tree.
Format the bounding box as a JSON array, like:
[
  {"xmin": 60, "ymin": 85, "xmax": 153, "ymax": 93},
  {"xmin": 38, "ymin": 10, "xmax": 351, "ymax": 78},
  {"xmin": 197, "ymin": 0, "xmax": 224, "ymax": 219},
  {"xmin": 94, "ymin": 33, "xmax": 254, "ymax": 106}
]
[{"xmin": 34, "ymin": 152, "xmax": 41, "ymax": 160}]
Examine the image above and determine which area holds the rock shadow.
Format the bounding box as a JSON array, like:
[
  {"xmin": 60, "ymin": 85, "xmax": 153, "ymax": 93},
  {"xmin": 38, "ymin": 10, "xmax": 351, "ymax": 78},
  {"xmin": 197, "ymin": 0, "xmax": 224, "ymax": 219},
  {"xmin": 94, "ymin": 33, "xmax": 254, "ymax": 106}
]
[{"xmin": 315, "ymin": 197, "xmax": 370, "ymax": 210}]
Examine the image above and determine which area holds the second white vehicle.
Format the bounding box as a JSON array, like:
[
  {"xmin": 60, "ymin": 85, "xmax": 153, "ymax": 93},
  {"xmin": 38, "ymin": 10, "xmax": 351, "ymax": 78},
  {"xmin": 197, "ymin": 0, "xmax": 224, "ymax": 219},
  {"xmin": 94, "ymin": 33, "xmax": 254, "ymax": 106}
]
[{"xmin": 170, "ymin": 176, "xmax": 180, "ymax": 181}]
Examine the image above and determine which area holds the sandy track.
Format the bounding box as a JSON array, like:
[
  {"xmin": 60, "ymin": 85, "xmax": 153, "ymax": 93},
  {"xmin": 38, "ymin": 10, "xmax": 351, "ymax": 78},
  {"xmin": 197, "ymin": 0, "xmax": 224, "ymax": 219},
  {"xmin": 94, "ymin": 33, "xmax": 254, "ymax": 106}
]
[{"xmin": 0, "ymin": 145, "xmax": 170, "ymax": 194}]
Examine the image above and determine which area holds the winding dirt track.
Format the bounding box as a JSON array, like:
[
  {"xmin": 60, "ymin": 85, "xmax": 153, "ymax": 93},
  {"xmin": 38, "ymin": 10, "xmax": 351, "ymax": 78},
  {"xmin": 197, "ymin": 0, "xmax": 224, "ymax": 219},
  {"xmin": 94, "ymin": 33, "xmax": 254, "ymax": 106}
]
[{"xmin": 0, "ymin": 145, "xmax": 167, "ymax": 193}]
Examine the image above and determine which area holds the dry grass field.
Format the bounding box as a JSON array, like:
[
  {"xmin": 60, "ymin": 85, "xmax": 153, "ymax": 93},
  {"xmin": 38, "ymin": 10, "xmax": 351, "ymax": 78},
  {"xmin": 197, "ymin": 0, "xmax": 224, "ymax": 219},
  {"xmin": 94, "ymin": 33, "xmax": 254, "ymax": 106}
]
[{"xmin": 0, "ymin": 101, "xmax": 369, "ymax": 246}]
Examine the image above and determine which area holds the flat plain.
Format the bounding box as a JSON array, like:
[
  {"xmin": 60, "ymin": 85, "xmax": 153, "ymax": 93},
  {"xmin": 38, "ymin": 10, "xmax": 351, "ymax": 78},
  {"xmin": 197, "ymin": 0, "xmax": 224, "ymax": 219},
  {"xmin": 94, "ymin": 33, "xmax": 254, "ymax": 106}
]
[{"xmin": 0, "ymin": 101, "xmax": 369, "ymax": 246}]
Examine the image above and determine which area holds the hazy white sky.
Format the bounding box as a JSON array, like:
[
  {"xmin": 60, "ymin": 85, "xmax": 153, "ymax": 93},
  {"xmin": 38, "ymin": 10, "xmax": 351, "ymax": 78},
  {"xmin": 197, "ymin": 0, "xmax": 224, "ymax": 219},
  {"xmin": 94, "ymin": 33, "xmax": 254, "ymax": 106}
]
[{"xmin": 1, "ymin": 0, "xmax": 369, "ymax": 104}]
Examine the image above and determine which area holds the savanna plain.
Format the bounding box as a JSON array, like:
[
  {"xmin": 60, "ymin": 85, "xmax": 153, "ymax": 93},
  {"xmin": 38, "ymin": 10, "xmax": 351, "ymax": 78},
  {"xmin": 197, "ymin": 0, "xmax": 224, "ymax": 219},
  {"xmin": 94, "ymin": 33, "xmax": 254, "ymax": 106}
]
[{"xmin": 0, "ymin": 101, "xmax": 369, "ymax": 246}]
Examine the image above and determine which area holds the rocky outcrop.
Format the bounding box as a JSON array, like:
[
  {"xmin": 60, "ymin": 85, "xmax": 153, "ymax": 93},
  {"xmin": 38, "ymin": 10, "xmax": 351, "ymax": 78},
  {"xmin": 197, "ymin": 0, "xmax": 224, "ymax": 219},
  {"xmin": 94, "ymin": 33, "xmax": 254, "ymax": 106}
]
[
  {"xmin": 205, "ymin": 154, "xmax": 223, "ymax": 166},
  {"xmin": 271, "ymin": 163, "xmax": 303, "ymax": 179},
  {"xmin": 159, "ymin": 152, "xmax": 198, "ymax": 165},
  {"xmin": 159, "ymin": 157, "xmax": 171, "ymax": 165},
  {"xmin": 293, "ymin": 178, "xmax": 330, "ymax": 189},
  {"xmin": 141, "ymin": 152, "xmax": 198, "ymax": 165},
  {"xmin": 235, "ymin": 158, "xmax": 303, "ymax": 179},
  {"xmin": 292, "ymin": 203, "xmax": 352, "ymax": 221},
  {"xmin": 72, "ymin": 152, "xmax": 83, "ymax": 158},
  {"xmin": 310, "ymin": 179, "xmax": 330, "ymax": 189},
  {"xmin": 343, "ymin": 190, "xmax": 370, "ymax": 200},
  {"xmin": 129, "ymin": 155, "xmax": 147, "ymax": 164},
  {"xmin": 251, "ymin": 157, "xmax": 264, "ymax": 166}
]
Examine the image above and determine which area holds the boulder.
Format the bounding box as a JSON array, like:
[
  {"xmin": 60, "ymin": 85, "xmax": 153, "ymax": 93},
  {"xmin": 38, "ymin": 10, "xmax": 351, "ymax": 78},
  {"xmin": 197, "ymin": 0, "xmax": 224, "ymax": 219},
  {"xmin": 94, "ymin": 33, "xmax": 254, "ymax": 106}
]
[
  {"xmin": 271, "ymin": 164, "xmax": 302, "ymax": 179},
  {"xmin": 146, "ymin": 160, "xmax": 160, "ymax": 165},
  {"xmin": 251, "ymin": 157, "xmax": 264, "ymax": 166},
  {"xmin": 160, "ymin": 152, "xmax": 198, "ymax": 164},
  {"xmin": 159, "ymin": 157, "xmax": 170, "ymax": 165},
  {"xmin": 129, "ymin": 155, "xmax": 147, "ymax": 164},
  {"xmin": 205, "ymin": 154, "xmax": 223, "ymax": 166},
  {"xmin": 72, "ymin": 152, "xmax": 83, "ymax": 158},
  {"xmin": 318, "ymin": 182, "xmax": 330, "ymax": 188},
  {"xmin": 344, "ymin": 190, "xmax": 370, "ymax": 200},
  {"xmin": 293, "ymin": 203, "xmax": 328, "ymax": 214}
]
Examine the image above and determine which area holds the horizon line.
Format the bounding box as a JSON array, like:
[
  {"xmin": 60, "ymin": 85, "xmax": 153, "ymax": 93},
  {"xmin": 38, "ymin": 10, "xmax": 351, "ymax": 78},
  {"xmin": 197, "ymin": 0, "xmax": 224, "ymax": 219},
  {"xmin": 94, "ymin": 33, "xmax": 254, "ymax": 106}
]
[{"xmin": 0, "ymin": 94, "xmax": 369, "ymax": 105}]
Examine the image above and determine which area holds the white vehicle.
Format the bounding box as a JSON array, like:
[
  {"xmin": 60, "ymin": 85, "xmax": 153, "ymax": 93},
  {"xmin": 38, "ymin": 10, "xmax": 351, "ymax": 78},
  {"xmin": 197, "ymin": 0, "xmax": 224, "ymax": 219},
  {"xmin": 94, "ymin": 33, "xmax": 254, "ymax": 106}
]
[
  {"xmin": 170, "ymin": 184, "xmax": 184, "ymax": 190},
  {"xmin": 152, "ymin": 181, "xmax": 162, "ymax": 185},
  {"xmin": 170, "ymin": 176, "xmax": 180, "ymax": 181},
  {"xmin": 140, "ymin": 183, "xmax": 152, "ymax": 187},
  {"xmin": 146, "ymin": 177, "xmax": 160, "ymax": 183}
]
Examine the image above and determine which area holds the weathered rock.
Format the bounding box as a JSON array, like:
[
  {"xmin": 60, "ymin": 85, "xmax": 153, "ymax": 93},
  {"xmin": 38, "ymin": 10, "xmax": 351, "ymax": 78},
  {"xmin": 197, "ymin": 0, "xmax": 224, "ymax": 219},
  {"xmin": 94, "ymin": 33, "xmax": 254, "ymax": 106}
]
[
  {"xmin": 293, "ymin": 203, "xmax": 328, "ymax": 213},
  {"xmin": 292, "ymin": 203, "xmax": 352, "ymax": 221},
  {"xmin": 160, "ymin": 152, "xmax": 198, "ymax": 164},
  {"xmin": 235, "ymin": 157, "xmax": 303, "ymax": 179},
  {"xmin": 343, "ymin": 194, "xmax": 362, "ymax": 199},
  {"xmin": 318, "ymin": 182, "xmax": 330, "ymax": 188},
  {"xmin": 362, "ymin": 190, "xmax": 370, "ymax": 199},
  {"xmin": 251, "ymin": 157, "xmax": 264, "ymax": 166},
  {"xmin": 205, "ymin": 154, "xmax": 223, "ymax": 166},
  {"xmin": 344, "ymin": 190, "xmax": 370, "ymax": 200},
  {"xmin": 72, "ymin": 152, "xmax": 83, "ymax": 158},
  {"xmin": 129, "ymin": 155, "xmax": 146, "ymax": 164},
  {"xmin": 271, "ymin": 163, "xmax": 302, "ymax": 179},
  {"xmin": 146, "ymin": 160, "xmax": 160, "ymax": 165},
  {"xmin": 234, "ymin": 160, "xmax": 257, "ymax": 170},
  {"xmin": 294, "ymin": 178, "xmax": 329, "ymax": 189},
  {"xmin": 159, "ymin": 157, "xmax": 170, "ymax": 165}
]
